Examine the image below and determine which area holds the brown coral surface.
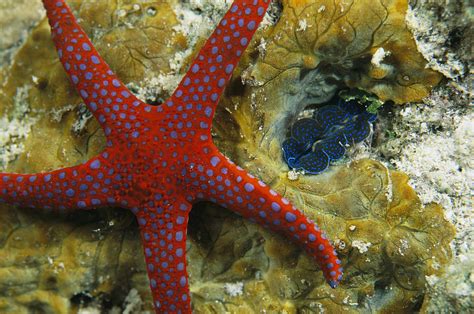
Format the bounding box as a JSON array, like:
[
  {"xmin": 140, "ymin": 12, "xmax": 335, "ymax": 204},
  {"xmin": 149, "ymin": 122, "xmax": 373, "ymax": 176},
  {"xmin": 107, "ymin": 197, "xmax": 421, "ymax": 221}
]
[
  {"xmin": 0, "ymin": 0, "xmax": 453, "ymax": 313},
  {"xmin": 0, "ymin": 160, "xmax": 455, "ymax": 313},
  {"xmin": 246, "ymin": 0, "xmax": 442, "ymax": 104}
]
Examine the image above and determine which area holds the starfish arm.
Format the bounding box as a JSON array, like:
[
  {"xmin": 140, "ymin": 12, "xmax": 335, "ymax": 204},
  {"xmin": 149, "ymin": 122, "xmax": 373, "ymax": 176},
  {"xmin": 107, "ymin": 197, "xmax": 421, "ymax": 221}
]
[
  {"xmin": 134, "ymin": 198, "xmax": 192, "ymax": 313},
  {"xmin": 164, "ymin": 0, "xmax": 271, "ymax": 131},
  {"xmin": 195, "ymin": 150, "xmax": 343, "ymax": 288},
  {"xmin": 42, "ymin": 0, "xmax": 146, "ymax": 139},
  {"xmin": 0, "ymin": 154, "xmax": 115, "ymax": 211}
]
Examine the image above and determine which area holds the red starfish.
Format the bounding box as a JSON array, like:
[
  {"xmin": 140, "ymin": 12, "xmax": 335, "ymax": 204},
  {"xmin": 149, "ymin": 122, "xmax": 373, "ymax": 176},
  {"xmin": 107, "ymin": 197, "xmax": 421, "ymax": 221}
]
[{"xmin": 1, "ymin": 0, "xmax": 343, "ymax": 312}]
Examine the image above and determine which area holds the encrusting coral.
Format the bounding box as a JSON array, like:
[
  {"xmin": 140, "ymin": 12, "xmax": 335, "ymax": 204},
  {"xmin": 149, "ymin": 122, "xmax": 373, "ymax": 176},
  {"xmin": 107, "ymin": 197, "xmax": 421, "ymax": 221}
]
[
  {"xmin": 0, "ymin": 0, "xmax": 184, "ymax": 171},
  {"xmin": 0, "ymin": 159, "xmax": 455, "ymax": 312},
  {"xmin": 0, "ymin": 0, "xmax": 455, "ymax": 313},
  {"xmin": 236, "ymin": 0, "xmax": 442, "ymax": 153},
  {"xmin": 245, "ymin": 0, "xmax": 442, "ymax": 104}
]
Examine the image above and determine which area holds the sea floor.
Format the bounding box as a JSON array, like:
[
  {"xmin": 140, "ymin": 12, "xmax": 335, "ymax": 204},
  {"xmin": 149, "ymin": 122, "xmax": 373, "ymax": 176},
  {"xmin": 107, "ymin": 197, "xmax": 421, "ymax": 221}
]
[{"xmin": 0, "ymin": 0, "xmax": 472, "ymax": 313}]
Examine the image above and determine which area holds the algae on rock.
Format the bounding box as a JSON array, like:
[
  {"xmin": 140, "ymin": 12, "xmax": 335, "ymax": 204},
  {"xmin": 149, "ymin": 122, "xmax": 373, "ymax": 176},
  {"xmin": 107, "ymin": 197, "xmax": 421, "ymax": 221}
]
[
  {"xmin": 188, "ymin": 159, "xmax": 455, "ymax": 313},
  {"xmin": 0, "ymin": 0, "xmax": 455, "ymax": 313},
  {"xmin": 0, "ymin": 1, "xmax": 186, "ymax": 312},
  {"xmin": 0, "ymin": 205, "xmax": 148, "ymax": 313},
  {"xmin": 0, "ymin": 0, "xmax": 184, "ymax": 173},
  {"xmin": 0, "ymin": 159, "xmax": 455, "ymax": 313},
  {"xmin": 245, "ymin": 0, "xmax": 442, "ymax": 104},
  {"xmin": 224, "ymin": 0, "xmax": 444, "ymax": 160}
]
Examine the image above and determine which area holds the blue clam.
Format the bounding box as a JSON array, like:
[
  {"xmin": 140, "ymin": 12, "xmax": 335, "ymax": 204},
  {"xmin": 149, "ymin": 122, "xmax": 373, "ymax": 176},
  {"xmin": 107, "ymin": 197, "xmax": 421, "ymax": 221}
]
[{"xmin": 282, "ymin": 98, "xmax": 377, "ymax": 174}]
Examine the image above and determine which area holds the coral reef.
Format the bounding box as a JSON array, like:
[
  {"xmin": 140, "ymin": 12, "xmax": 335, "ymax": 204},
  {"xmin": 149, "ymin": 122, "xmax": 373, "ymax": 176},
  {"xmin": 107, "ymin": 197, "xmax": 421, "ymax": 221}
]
[
  {"xmin": 376, "ymin": 87, "xmax": 473, "ymax": 312},
  {"xmin": 0, "ymin": 0, "xmax": 43, "ymax": 67},
  {"xmin": 375, "ymin": 1, "xmax": 473, "ymax": 311},
  {"xmin": 189, "ymin": 159, "xmax": 455, "ymax": 313},
  {"xmin": 232, "ymin": 0, "xmax": 442, "ymax": 156},
  {"xmin": 0, "ymin": 159, "xmax": 455, "ymax": 313},
  {"xmin": 0, "ymin": 206, "xmax": 148, "ymax": 313},
  {"xmin": 0, "ymin": 0, "xmax": 463, "ymax": 312},
  {"xmin": 244, "ymin": 0, "xmax": 442, "ymax": 104},
  {"xmin": 0, "ymin": 0, "xmax": 184, "ymax": 172},
  {"xmin": 406, "ymin": 0, "xmax": 472, "ymax": 92}
]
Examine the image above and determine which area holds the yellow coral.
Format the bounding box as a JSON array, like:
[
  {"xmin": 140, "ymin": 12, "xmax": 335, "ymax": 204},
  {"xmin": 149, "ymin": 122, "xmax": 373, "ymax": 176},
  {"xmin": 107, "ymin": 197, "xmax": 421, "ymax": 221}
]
[
  {"xmin": 0, "ymin": 0, "xmax": 453, "ymax": 313},
  {"xmin": 246, "ymin": 0, "xmax": 442, "ymax": 104},
  {"xmin": 188, "ymin": 160, "xmax": 455, "ymax": 312},
  {"xmin": 0, "ymin": 159, "xmax": 455, "ymax": 313}
]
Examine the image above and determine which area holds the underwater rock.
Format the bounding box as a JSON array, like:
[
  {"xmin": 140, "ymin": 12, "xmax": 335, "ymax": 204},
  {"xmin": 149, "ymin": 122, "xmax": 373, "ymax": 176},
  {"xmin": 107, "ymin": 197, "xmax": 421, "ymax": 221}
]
[
  {"xmin": 0, "ymin": 0, "xmax": 43, "ymax": 67},
  {"xmin": 421, "ymin": 254, "xmax": 474, "ymax": 313},
  {"xmin": 0, "ymin": 0, "xmax": 455, "ymax": 313},
  {"xmin": 245, "ymin": 0, "xmax": 442, "ymax": 104},
  {"xmin": 282, "ymin": 97, "xmax": 377, "ymax": 174},
  {"xmin": 0, "ymin": 205, "xmax": 149, "ymax": 313},
  {"xmin": 0, "ymin": 0, "xmax": 184, "ymax": 171},
  {"xmin": 375, "ymin": 87, "xmax": 473, "ymax": 312},
  {"xmin": 0, "ymin": 159, "xmax": 455, "ymax": 313},
  {"xmin": 406, "ymin": 0, "xmax": 472, "ymax": 87},
  {"xmin": 221, "ymin": 0, "xmax": 443, "ymax": 159}
]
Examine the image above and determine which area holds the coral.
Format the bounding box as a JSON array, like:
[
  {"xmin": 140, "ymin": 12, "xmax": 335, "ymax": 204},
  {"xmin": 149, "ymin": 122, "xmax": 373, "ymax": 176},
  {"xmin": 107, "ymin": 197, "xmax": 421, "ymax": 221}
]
[
  {"xmin": 0, "ymin": 0, "xmax": 458, "ymax": 312},
  {"xmin": 282, "ymin": 96, "xmax": 377, "ymax": 174},
  {"xmin": 244, "ymin": 0, "xmax": 442, "ymax": 104},
  {"xmin": 227, "ymin": 0, "xmax": 443, "ymax": 159},
  {"xmin": 0, "ymin": 0, "xmax": 43, "ymax": 67},
  {"xmin": 214, "ymin": 28, "xmax": 458, "ymax": 303},
  {"xmin": 375, "ymin": 86, "xmax": 473, "ymax": 312},
  {"xmin": 2, "ymin": 0, "xmax": 340, "ymax": 312},
  {"xmin": 0, "ymin": 0, "xmax": 183, "ymax": 174},
  {"xmin": 0, "ymin": 205, "xmax": 149, "ymax": 313},
  {"xmin": 372, "ymin": 2, "xmax": 473, "ymax": 310},
  {"xmin": 406, "ymin": 0, "xmax": 472, "ymax": 90},
  {"xmin": 189, "ymin": 159, "xmax": 455, "ymax": 313},
  {"xmin": 0, "ymin": 86, "xmax": 38, "ymax": 168},
  {"xmin": 421, "ymin": 254, "xmax": 474, "ymax": 313},
  {"xmin": 0, "ymin": 159, "xmax": 455, "ymax": 313}
]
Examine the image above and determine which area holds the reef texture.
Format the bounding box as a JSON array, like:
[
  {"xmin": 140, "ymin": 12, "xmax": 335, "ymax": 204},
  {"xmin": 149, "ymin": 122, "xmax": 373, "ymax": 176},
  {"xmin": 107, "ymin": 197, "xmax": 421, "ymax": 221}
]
[
  {"xmin": 0, "ymin": 158, "xmax": 455, "ymax": 313},
  {"xmin": 377, "ymin": 1, "xmax": 473, "ymax": 311},
  {"xmin": 0, "ymin": 0, "xmax": 183, "ymax": 170},
  {"xmin": 244, "ymin": 0, "xmax": 442, "ymax": 104},
  {"xmin": 232, "ymin": 0, "xmax": 443, "ymax": 155},
  {"xmin": 406, "ymin": 0, "xmax": 472, "ymax": 92},
  {"xmin": 1, "ymin": 0, "xmax": 346, "ymax": 312},
  {"xmin": 0, "ymin": 0, "xmax": 44, "ymax": 67},
  {"xmin": 0, "ymin": 0, "xmax": 459, "ymax": 313}
]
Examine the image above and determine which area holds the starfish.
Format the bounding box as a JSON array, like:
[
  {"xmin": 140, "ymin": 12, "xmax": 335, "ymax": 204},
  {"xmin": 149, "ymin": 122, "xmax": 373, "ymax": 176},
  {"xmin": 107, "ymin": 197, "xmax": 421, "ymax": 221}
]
[{"xmin": 1, "ymin": 0, "xmax": 343, "ymax": 312}]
